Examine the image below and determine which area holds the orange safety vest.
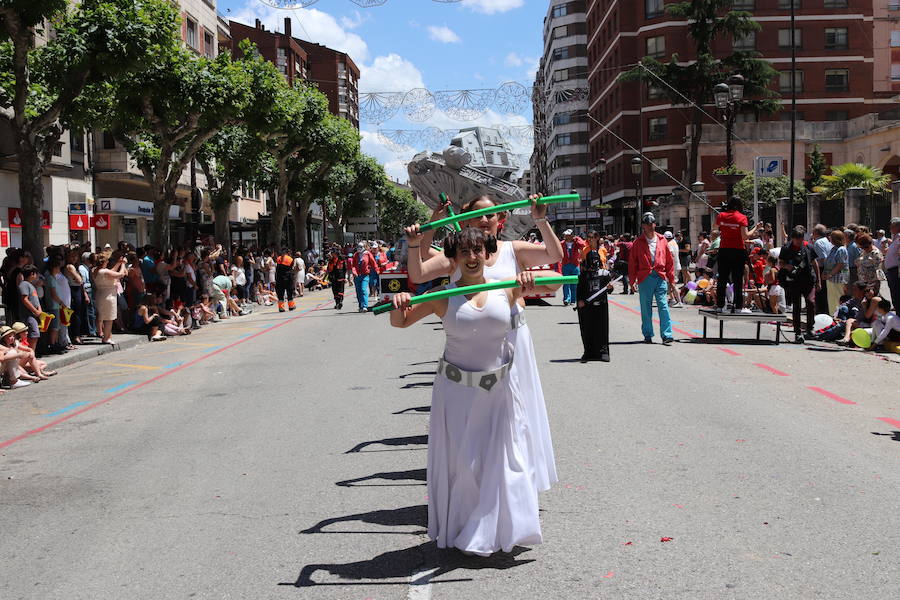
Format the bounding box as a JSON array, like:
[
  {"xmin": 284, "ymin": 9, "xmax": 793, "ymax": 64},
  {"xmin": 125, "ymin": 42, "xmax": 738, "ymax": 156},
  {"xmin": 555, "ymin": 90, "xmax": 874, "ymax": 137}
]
[{"xmin": 276, "ymin": 254, "xmax": 294, "ymax": 267}]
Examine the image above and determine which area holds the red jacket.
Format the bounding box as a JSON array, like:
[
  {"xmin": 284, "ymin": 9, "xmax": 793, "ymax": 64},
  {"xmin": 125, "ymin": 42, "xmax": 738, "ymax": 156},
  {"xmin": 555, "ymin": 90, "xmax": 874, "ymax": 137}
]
[
  {"xmin": 351, "ymin": 251, "xmax": 378, "ymax": 276},
  {"xmin": 628, "ymin": 232, "xmax": 675, "ymax": 286},
  {"xmin": 561, "ymin": 237, "xmax": 586, "ymax": 266}
]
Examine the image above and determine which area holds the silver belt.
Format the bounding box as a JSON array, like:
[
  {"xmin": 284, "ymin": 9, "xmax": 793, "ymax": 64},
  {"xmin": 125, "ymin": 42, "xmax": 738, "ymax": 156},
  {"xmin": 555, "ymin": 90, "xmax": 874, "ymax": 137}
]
[
  {"xmin": 511, "ymin": 311, "xmax": 526, "ymax": 329},
  {"xmin": 436, "ymin": 349, "xmax": 514, "ymax": 393}
]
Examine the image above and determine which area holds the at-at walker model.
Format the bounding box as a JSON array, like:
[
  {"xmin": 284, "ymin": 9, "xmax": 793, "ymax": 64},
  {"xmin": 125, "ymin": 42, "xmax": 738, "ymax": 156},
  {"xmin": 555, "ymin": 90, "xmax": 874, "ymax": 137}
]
[{"xmin": 407, "ymin": 126, "xmax": 535, "ymax": 242}]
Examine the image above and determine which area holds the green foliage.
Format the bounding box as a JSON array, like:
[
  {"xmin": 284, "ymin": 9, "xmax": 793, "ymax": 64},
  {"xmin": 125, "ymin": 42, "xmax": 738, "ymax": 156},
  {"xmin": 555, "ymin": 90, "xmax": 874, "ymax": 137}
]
[
  {"xmin": 818, "ymin": 163, "xmax": 891, "ymax": 201},
  {"xmin": 734, "ymin": 174, "xmax": 806, "ymax": 206},
  {"xmin": 713, "ymin": 164, "xmax": 750, "ymax": 175},
  {"xmin": 806, "ymin": 145, "xmax": 827, "ymax": 191},
  {"xmin": 378, "ymin": 185, "xmax": 428, "ymax": 240}
]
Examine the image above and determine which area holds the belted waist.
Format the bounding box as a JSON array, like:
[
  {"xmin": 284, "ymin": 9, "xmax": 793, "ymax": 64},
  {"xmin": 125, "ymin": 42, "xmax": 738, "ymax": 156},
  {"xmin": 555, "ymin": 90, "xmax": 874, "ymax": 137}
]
[{"xmin": 436, "ymin": 349, "xmax": 514, "ymax": 392}]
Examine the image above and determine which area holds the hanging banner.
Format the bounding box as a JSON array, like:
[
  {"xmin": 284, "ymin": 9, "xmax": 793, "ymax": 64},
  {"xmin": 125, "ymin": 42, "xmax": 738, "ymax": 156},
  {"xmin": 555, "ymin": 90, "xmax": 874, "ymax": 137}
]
[
  {"xmin": 69, "ymin": 214, "xmax": 89, "ymax": 231},
  {"xmin": 7, "ymin": 208, "xmax": 51, "ymax": 229},
  {"xmin": 0, "ymin": 231, "xmax": 8, "ymax": 247},
  {"xmin": 91, "ymin": 214, "xmax": 111, "ymax": 230}
]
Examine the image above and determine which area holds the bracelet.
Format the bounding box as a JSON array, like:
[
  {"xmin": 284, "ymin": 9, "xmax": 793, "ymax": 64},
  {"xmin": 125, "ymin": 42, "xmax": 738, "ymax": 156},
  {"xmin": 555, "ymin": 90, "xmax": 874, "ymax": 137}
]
[
  {"xmin": 534, "ymin": 218, "xmax": 548, "ymax": 224},
  {"xmin": 408, "ymin": 245, "xmax": 420, "ymax": 248}
]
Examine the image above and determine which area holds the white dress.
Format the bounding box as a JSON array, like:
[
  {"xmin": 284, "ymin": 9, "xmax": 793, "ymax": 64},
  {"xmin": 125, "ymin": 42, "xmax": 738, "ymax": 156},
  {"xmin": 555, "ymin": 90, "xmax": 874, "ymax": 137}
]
[
  {"xmin": 452, "ymin": 242, "xmax": 558, "ymax": 491},
  {"xmin": 428, "ymin": 287, "xmax": 542, "ymax": 555}
]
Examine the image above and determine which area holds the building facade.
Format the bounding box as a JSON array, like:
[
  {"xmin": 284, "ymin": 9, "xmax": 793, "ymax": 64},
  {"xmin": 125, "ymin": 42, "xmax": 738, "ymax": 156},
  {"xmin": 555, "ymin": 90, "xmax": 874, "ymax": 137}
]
[
  {"xmin": 584, "ymin": 0, "xmax": 898, "ymax": 238},
  {"xmin": 532, "ymin": 0, "xmax": 596, "ymax": 231}
]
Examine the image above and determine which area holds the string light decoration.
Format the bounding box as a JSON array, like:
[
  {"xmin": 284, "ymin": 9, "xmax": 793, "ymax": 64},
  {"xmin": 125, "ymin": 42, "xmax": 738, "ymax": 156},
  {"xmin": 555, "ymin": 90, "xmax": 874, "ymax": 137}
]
[
  {"xmin": 258, "ymin": 0, "xmax": 460, "ymax": 8},
  {"xmin": 359, "ymin": 82, "xmax": 534, "ymax": 124},
  {"xmin": 376, "ymin": 125, "xmax": 537, "ymax": 156}
]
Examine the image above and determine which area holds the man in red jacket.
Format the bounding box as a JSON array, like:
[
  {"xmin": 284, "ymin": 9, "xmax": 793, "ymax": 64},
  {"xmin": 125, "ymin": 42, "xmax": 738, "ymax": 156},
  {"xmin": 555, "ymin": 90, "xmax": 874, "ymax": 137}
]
[
  {"xmin": 628, "ymin": 212, "xmax": 676, "ymax": 345},
  {"xmin": 560, "ymin": 228, "xmax": 586, "ymax": 305},
  {"xmin": 351, "ymin": 242, "xmax": 378, "ymax": 312}
]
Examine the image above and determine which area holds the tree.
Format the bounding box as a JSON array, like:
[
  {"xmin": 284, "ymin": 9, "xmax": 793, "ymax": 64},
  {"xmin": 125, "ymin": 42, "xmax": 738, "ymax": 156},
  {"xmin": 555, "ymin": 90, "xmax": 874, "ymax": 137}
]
[
  {"xmin": 620, "ymin": 0, "xmax": 779, "ymax": 186},
  {"xmin": 321, "ymin": 155, "xmax": 387, "ymax": 237},
  {"xmin": 818, "ymin": 163, "xmax": 891, "ymax": 202},
  {"xmin": 378, "ymin": 185, "xmax": 428, "ymax": 240},
  {"xmin": 0, "ymin": 0, "xmax": 179, "ymax": 259},
  {"xmin": 734, "ymin": 175, "xmax": 805, "ymax": 207},
  {"xmin": 806, "ymin": 144, "xmax": 827, "ymax": 191},
  {"xmin": 105, "ymin": 45, "xmax": 256, "ymax": 248}
]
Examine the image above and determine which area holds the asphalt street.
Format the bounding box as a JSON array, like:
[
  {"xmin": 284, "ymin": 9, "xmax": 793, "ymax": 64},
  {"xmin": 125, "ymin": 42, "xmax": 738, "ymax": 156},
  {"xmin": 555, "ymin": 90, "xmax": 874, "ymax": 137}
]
[{"xmin": 1, "ymin": 287, "xmax": 899, "ymax": 599}]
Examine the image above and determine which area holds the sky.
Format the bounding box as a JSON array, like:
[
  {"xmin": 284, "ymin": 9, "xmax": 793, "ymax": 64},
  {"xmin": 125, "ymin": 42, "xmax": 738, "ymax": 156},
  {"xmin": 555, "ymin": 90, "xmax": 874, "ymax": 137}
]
[{"xmin": 218, "ymin": 0, "xmax": 547, "ymax": 182}]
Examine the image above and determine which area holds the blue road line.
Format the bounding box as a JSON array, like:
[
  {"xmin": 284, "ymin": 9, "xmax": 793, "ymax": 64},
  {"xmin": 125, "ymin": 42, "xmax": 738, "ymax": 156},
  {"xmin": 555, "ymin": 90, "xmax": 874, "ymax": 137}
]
[
  {"xmin": 692, "ymin": 329, "xmax": 704, "ymax": 335},
  {"xmin": 104, "ymin": 381, "xmax": 138, "ymax": 394},
  {"xmin": 239, "ymin": 334, "xmax": 253, "ymax": 339},
  {"xmin": 164, "ymin": 361, "xmax": 184, "ymax": 369},
  {"xmin": 45, "ymin": 401, "xmax": 90, "ymax": 417},
  {"xmin": 204, "ymin": 346, "xmax": 222, "ymax": 352}
]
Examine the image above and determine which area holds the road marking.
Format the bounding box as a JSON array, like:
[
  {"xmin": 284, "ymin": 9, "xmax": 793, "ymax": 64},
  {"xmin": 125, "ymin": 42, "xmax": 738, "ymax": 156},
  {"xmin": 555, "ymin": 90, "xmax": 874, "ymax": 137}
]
[
  {"xmin": 104, "ymin": 381, "xmax": 138, "ymax": 393},
  {"xmin": 45, "ymin": 401, "xmax": 90, "ymax": 417},
  {"xmin": 108, "ymin": 363, "xmax": 161, "ymax": 371},
  {"xmin": 608, "ymin": 299, "xmax": 697, "ymax": 338},
  {"xmin": 753, "ymin": 363, "xmax": 789, "ymax": 377},
  {"xmin": 204, "ymin": 346, "xmax": 222, "ymax": 352},
  {"xmin": 167, "ymin": 341, "xmax": 218, "ymax": 348},
  {"xmin": 0, "ymin": 301, "xmax": 333, "ymax": 450},
  {"xmin": 808, "ymin": 386, "xmax": 856, "ymax": 405},
  {"xmin": 407, "ymin": 566, "xmax": 438, "ymax": 600},
  {"xmin": 164, "ymin": 361, "xmax": 184, "ymax": 369},
  {"xmin": 877, "ymin": 417, "xmax": 900, "ymax": 428},
  {"xmin": 719, "ymin": 348, "xmax": 741, "ymax": 356}
]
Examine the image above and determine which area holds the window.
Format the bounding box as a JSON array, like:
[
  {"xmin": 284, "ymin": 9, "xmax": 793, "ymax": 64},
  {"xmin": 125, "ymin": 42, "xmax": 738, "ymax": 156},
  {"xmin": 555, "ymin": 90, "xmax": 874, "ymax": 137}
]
[
  {"xmin": 648, "ymin": 117, "xmax": 667, "ymax": 141},
  {"xmin": 52, "ymin": 142, "xmax": 62, "ymax": 157},
  {"xmin": 825, "ymin": 110, "xmax": 849, "ymax": 121},
  {"xmin": 646, "ymin": 35, "xmax": 666, "ymax": 58},
  {"xmin": 553, "ymin": 112, "xmax": 573, "ymax": 126},
  {"xmin": 203, "ymin": 31, "xmax": 214, "ymax": 57},
  {"xmin": 892, "ymin": 31, "xmax": 900, "ymax": 48},
  {"xmin": 825, "ymin": 69, "xmax": 849, "ymax": 92},
  {"xmin": 779, "ymin": 111, "xmax": 804, "ymax": 121},
  {"xmin": 553, "ymin": 25, "xmax": 568, "ymax": 38},
  {"xmin": 102, "ymin": 131, "xmax": 116, "ymax": 149},
  {"xmin": 553, "ymin": 69, "xmax": 569, "ymax": 82},
  {"xmin": 70, "ymin": 130, "xmax": 84, "ymax": 153},
  {"xmin": 552, "ymin": 46, "xmax": 571, "ymax": 61},
  {"xmin": 556, "ymin": 133, "xmax": 572, "ymax": 146},
  {"xmin": 824, "ymin": 28, "xmax": 848, "ymax": 50},
  {"xmin": 647, "ymin": 85, "xmax": 665, "ymax": 100},
  {"xmin": 649, "ymin": 158, "xmax": 668, "ymax": 181},
  {"xmin": 645, "ymin": 0, "xmax": 664, "ymax": 18},
  {"xmin": 733, "ymin": 31, "xmax": 756, "ymax": 51},
  {"xmin": 892, "ymin": 64, "xmax": 900, "ymax": 81},
  {"xmin": 779, "ymin": 70, "xmax": 803, "ymax": 93},
  {"xmin": 732, "ymin": 0, "xmax": 754, "ymax": 9},
  {"xmin": 556, "ymin": 176, "xmax": 573, "ymax": 191},
  {"xmin": 185, "ymin": 18, "xmax": 197, "ymax": 49},
  {"xmin": 552, "ymin": 3, "xmax": 568, "ymax": 18},
  {"xmin": 823, "ymin": 0, "xmax": 847, "ymax": 7},
  {"xmin": 778, "ymin": 28, "xmax": 801, "ymax": 48},
  {"xmin": 778, "ymin": 0, "xmax": 799, "ymax": 7}
]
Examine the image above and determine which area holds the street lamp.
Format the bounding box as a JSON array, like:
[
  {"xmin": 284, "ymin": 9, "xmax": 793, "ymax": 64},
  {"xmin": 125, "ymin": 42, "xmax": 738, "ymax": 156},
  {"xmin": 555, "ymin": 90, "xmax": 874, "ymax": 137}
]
[
  {"xmin": 631, "ymin": 156, "xmax": 643, "ymax": 234},
  {"xmin": 714, "ymin": 74, "xmax": 745, "ymax": 197},
  {"xmin": 592, "ymin": 158, "xmax": 607, "ymax": 233}
]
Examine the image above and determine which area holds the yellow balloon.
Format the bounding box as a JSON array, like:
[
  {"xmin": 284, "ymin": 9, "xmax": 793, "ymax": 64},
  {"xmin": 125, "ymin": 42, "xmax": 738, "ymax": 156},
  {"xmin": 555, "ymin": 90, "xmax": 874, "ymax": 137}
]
[
  {"xmin": 851, "ymin": 327, "xmax": 873, "ymax": 348},
  {"xmin": 698, "ymin": 279, "xmax": 710, "ymax": 289}
]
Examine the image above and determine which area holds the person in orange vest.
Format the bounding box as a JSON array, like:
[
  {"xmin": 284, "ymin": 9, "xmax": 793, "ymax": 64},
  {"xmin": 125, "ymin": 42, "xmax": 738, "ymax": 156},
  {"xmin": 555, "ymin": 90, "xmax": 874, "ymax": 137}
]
[{"xmin": 274, "ymin": 248, "xmax": 296, "ymax": 312}]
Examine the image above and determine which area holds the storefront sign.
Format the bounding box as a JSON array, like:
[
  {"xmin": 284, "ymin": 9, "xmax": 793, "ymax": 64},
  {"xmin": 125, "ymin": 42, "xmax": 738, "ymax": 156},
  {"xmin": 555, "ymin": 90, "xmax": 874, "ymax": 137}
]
[
  {"xmin": 68, "ymin": 202, "xmax": 87, "ymax": 215},
  {"xmin": 69, "ymin": 214, "xmax": 89, "ymax": 231},
  {"xmin": 0, "ymin": 231, "xmax": 8, "ymax": 247},
  {"xmin": 8, "ymin": 208, "xmax": 51, "ymax": 229},
  {"xmin": 96, "ymin": 197, "xmax": 180, "ymax": 219},
  {"xmin": 91, "ymin": 214, "xmax": 111, "ymax": 229}
]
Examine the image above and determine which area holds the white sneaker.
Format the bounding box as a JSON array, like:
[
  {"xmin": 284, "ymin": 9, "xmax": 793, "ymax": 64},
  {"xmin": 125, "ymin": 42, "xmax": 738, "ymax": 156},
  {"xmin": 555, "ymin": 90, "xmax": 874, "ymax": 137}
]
[
  {"xmin": 740, "ymin": 308, "xmax": 753, "ymax": 314},
  {"xmin": 672, "ymin": 302, "xmax": 684, "ymax": 308},
  {"xmin": 12, "ymin": 380, "xmax": 32, "ymax": 388}
]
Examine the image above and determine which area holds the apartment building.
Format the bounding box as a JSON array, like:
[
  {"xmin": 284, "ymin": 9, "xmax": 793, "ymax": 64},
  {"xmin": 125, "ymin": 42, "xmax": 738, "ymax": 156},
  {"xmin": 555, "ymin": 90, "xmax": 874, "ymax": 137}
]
[
  {"xmin": 295, "ymin": 35, "xmax": 360, "ymax": 130},
  {"xmin": 532, "ymin": 0, "xmax": 595, "ymax": 230},
  {"xmin": 585, "ymin": 0, "xmax": 897, "ymax": 236}
]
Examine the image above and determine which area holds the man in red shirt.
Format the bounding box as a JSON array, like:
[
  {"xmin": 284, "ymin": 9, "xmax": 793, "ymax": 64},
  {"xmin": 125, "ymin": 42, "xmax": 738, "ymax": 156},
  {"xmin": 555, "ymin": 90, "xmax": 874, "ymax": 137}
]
[
  {"xmin": 351, "ymin": 242, "xmax": 378, "ymax": 312},
  {"xmin": 628, "ymin": 212, "xmax": 676, "ymax": 345},
  {"xmin": 715, "ymin": 197, "xmax": 759, "ymax": 314},
  {"xmin": 560, "ymin": 229, "xmax": 586, "ymax": 305}
]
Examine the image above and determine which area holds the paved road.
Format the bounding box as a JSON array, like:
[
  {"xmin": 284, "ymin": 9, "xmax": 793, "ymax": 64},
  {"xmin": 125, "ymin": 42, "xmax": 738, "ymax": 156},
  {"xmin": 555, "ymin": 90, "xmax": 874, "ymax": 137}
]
[{"xmin": 1, "ymin": 288, "xmax": 898, "ymax": 599}]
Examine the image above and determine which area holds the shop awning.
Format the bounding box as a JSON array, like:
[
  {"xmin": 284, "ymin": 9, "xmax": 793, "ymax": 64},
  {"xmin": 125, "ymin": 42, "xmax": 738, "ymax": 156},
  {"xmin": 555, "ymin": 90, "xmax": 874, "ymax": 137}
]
[{"xmin": 96, "ymin": 198, "xmax": 181, "ymax": 219}]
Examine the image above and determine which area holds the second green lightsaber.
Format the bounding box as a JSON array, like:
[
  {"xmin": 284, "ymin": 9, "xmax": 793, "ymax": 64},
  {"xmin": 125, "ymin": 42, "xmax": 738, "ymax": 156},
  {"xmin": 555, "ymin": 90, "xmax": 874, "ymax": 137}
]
[
  {"xmin": 372, "ymin": 276, "xmax": 577, "ymax": 315},
  {"xmin": 439, "ymin": 193, "xmax": 462, "ymax": 233},
  {"xmin": 419, "ymin": 193, "xmax": 579, "ymax": 233}
]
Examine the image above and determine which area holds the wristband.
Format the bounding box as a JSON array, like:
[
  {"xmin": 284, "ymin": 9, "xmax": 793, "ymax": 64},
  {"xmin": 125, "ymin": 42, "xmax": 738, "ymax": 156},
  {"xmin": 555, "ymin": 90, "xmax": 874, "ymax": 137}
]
[
  {"xmin": 534, "ymin": 218, "xmax": 548, "ymax": 224},
  {"xmin": 408, "ymin": 245, "xmax": 420, "ymax": 248}
]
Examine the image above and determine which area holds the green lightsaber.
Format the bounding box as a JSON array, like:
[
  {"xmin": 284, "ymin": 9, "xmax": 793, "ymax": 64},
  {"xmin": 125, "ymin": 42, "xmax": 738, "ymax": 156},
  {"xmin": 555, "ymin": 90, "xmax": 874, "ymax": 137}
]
[
  {"xmin": 372, "ymin": 276, "xmax": 577, "ymax": 315},
  {"xmin": 418, "ymin": 193, "xmax": 579, "ymax": 233},
  {"xmin": 439, "ymin": 193, "xmax": 462, "ymax": 233}
]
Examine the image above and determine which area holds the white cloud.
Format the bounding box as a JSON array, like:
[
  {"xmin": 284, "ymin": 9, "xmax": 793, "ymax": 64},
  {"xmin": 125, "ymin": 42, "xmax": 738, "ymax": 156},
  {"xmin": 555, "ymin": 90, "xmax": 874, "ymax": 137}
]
[
  {"xmin": 359, "ymin": 54, "xmax": 426, "ymax": 93},
  {"xmin": 339, "ymin": 10, "xmax": 368, "ymax": 30},
  {"xmin": 504, "ymin": 52, "xmax": 524, "ymax": 67},
  {"xmin": 461, "ymin": 0, "xmax": 524, "ymax": 14},
  {"xmin": 361, "ymin": 130, "xmax": 412, "ymax": 183},
  {"xmin": 427, "ymin": 25, "xmax": 461, "ymax": 44},
  {"xmin": 230, "ymin": 2, "xmax": 370, "ymax": 63}
]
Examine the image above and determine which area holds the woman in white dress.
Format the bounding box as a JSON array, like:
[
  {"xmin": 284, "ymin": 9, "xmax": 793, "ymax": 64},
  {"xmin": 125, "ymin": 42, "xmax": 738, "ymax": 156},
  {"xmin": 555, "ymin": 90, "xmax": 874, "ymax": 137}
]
[
  {"xmin": 391, "ymin": 227, "xmax": 562, "ymax": 556},
  {"xmin": 407, "ymin": 194, "xmax": 563, "ymax": 492}
]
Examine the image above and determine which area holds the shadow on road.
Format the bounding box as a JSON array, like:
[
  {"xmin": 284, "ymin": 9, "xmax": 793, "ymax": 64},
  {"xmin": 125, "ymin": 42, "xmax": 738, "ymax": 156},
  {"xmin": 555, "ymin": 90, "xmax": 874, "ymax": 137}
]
[
  {"xmin": 281, "ymin": 540, "xmax": 534, "ymax": 588},
  {"xmin": 299, "ymin": 504, "xmax": 427, "ymax": 534},
  {"xmin": 409, "ymin": 360, "xmax": 439, "ymax": 366},
  {"xmin": 336, "ymin": 468, "xmax": 427, "ymax": 487},
  {"xmin": 345, "ymin": 435, "xmax": 429, "ymax": 454},
  {"xmin": 871, "ymin": 430, "xmax": 900, "ymax": 442},
  {"xmin": 401, "ymin": 381, "xmax": 434, "ymax": 389},
  {"xmin": 393, "ymin": 405, "xmax": 431, "ymax": 415},
  {"xmin": 398, "ymin": 371, "xmax": 436, "ymax": 379}
]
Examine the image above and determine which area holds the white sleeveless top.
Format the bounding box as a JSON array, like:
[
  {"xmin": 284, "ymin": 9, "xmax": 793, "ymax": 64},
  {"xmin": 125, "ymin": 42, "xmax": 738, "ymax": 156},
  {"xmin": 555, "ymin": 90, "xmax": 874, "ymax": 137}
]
[{"xmin": 442, "ymin": 288, "xmax": 512, "ymax": 372}]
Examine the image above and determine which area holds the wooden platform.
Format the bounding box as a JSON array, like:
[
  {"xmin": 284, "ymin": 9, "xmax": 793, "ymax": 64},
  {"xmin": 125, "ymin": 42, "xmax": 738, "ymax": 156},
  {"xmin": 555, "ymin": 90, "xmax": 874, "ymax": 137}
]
[{"xmin": 698, "ymin": 308, "xmax": 789, "ymax": 345}]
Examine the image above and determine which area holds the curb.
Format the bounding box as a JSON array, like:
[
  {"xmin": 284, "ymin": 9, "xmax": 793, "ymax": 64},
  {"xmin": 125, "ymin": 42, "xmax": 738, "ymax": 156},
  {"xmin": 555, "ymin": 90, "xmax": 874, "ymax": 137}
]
[{"xmin": 42, "ymin": 336, "xmax": 148, "ymax": 371}]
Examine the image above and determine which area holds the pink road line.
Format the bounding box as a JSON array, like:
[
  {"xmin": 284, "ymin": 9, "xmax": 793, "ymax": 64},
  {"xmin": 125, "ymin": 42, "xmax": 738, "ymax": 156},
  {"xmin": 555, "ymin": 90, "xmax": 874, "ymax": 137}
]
[
  {"xmin": 877, "ymin": 417, "xmax": 900, "ymax": 428},
  {"xmin": 807, "ymin": 386, "xmax": 856, "ymax": 406},
  {"xmin": 719, "ymin": 348, "xmax": 741, "ymax": 356},
  {"xmin": 608, "ymin": 299, "xmax": 698, "ymax": 339},
  {"xmin": 753, "ymin": 363, "xmax": 790, "ymax": 377},
  {"xmin": 0, "ymin": 301, "xmax": 334, "ymax": 450}
]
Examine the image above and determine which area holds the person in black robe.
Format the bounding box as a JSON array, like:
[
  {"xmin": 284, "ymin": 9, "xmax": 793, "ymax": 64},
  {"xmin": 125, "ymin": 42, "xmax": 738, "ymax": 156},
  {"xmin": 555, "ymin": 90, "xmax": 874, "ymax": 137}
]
[{"xmin": 576, "ymin": 249, "xmax": 613, "ymax": 362}]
